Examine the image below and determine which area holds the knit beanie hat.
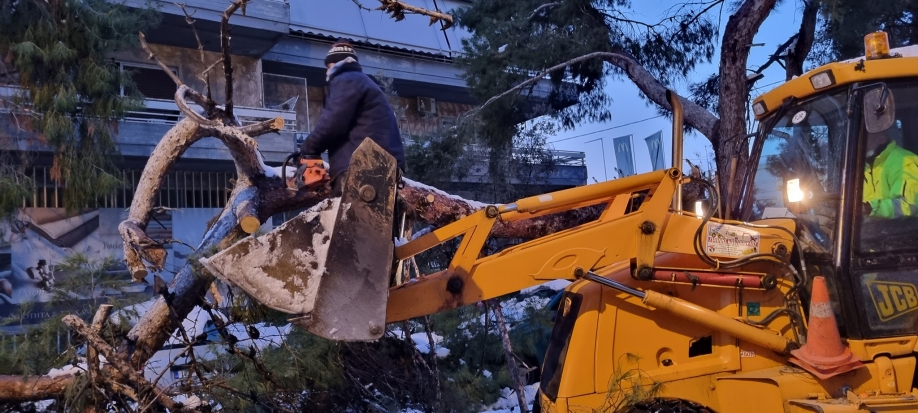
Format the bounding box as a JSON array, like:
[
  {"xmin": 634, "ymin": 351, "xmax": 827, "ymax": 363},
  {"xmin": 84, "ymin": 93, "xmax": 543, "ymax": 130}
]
[{"xmin": 325, "ymin": 41, "xmax": 358, "ymax": 66}]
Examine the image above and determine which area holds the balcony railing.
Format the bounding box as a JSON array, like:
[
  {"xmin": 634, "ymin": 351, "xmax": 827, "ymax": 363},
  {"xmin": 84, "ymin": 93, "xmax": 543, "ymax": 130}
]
[
  {"xmin": 0, "ymin": 86, "xmax": 297, "ymax": 131},
  {"xmin": 127, "ymin": 99, "xmax": 297, "ymax": 131}
]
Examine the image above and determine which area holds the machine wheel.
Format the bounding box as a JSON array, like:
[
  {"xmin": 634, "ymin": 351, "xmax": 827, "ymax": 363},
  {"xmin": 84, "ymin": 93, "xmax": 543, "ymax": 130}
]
[{"xmin": 625, "ymin": 397, "xmax": 714, "ymax": 413}]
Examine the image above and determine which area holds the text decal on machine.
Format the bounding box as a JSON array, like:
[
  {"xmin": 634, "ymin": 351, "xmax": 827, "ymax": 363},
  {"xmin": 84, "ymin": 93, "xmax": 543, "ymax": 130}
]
[{"xmin": 705, "ymin": 223, "xmax": 760, "ymax": 257}]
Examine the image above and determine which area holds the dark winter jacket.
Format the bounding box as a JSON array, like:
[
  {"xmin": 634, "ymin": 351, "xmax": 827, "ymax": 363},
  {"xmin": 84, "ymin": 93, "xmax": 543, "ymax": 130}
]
[{"xmin": 299, "ymin": 59, "xmax": 406, "ymax": 178}]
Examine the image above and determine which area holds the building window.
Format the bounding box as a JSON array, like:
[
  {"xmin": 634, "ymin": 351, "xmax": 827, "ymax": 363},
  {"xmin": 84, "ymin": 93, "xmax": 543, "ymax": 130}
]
[
  {"xmin": 263, "ymin": 73, "xmax": 309, "ymax": 131},
  {"xmin": 120, "ymin": 62, "xmax": 178, "ymax": 100}
]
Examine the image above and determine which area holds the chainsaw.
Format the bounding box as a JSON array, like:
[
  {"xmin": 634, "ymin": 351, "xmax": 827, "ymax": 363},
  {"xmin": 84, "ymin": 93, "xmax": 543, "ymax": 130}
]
[{"xmin": 282, "ymin": 153, "xmax": 330, "ymax": 190}]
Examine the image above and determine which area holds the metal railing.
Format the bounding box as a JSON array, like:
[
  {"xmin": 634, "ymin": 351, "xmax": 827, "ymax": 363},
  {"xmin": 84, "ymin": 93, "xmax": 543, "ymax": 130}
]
[
  {"xmin": 127, "ymin": 99, "xmax": 298, "ymax": 131},
  {"xmin": 0, "ymin": 86, "xmax": 298, "ymax": 131},
  {"xmin": 23, "ymin": 167, "xmax": 236, "ymax": 209}
]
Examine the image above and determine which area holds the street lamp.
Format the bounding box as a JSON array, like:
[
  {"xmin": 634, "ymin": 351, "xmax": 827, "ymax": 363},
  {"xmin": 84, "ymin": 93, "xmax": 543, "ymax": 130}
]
[{"xmin": 585, "ymin": 137, "xmax": 608, "ymax": 181}]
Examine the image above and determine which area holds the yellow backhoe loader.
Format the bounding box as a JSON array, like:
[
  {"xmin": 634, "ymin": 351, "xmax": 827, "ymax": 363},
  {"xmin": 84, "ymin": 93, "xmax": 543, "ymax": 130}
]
[{"xmin": 202, "ymin": 32, "xmax": 918, "ymax": 412}]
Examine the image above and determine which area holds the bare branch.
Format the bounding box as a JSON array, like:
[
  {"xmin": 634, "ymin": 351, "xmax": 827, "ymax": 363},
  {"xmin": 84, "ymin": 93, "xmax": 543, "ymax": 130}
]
[
  {"xmin": 176, "ymin": 2, "xmax": 219, "ymax": 100},
  {"xmin": 138, "ymin": 32, "xmax": 183, "ymax": 87},
  {"xmin": 221, "ymin": 0, "xmax": 250, "ymax": 122},
  {"xmin": 529, "ymin": 2, "xmax": 560, "ymax": 19},
  {"xmin": 140, "ymin": 32, "xmax": 215, "ymax": 113},
  {"xmin": 62, "ymin": 315, "xmax": 189, "ymax": 412},
  {"xmin": 477, "ymin": 50, "xmax": 718, "ymax": 139},
  {"xmin": 355, "ymin": 0, "xmax": 453, "ymax": 28}
]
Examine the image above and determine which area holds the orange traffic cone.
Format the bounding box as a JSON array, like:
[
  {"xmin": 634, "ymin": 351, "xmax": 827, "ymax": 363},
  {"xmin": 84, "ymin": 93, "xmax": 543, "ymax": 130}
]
[{"xmin": 789, "ymin": 276, "xmax": 864, "ymax": 380}]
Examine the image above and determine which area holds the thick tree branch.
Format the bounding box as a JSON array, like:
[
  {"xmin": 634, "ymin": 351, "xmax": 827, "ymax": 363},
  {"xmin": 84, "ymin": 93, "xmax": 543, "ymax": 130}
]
[
  {"xmin": 478, "ymin": 51, "xmax": 719, "ymax": 140},
  {"xmin": 199, "ymin": 123, "xmax": 265, "ymax": 179},
  {"xmin": 175, "ymin": 85, "xmax": 219, "ymax": 127},
  {"xmin": 0, "ymin": 375, "xmax": 74, "ymax": 403},
  {"xmin": 718, "ymin": 0, "xmax": 779, "ymax": 213},
  {"xmin": 786, "ymin": 0, "xmax": 819, "ymax": 79},
  {"xmin": 119, "ymin": 118, "xmax": 208, "ymax": 279},
  {"xmin": 239, "ymin": 116, "xmax": 284, "ymax": 136},
  {"xmin": 399, "ymin": 179, "xmax": 603, "ymax": 239},
  {"xmin": 62, "ymin": 316, "xmax": 187, "ymax": 412},
  {"xmin": 233, "ymin": 186, "xmax": 260, "ymax": 234},
  {"xmin": 87, "ymin": 304, "xmax": 113, "ymax": 384}
]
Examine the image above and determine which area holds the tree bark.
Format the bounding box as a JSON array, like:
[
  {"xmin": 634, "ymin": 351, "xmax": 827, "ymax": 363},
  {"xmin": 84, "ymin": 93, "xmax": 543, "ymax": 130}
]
[
  {"xmin": 62, "ymin": 315, "xmax": 188, "ymax": 412},
  {"xmin": 0, "ymin": 375, "xmax": 74, "ymax": 404},
  {"xmin": 717, "ymin": 0, "xmax": 779, "ymax": 216},
  {"xmin": 786, "ymin": 0, "xmax": 819, "ymax": 80},
  {"xmin": 492, "ymin": 301, "xmax": 529, "ymax": 413}
]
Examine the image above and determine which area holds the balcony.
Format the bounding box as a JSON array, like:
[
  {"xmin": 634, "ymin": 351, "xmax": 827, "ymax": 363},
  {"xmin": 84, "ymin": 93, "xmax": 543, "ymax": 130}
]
[{"xmin": 0, "ymin": 86, "xmax": 299, "ymax": 164}]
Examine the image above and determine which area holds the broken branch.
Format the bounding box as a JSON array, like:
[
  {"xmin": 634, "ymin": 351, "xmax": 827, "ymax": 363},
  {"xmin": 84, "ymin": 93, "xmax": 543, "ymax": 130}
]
[
  {"xmin": 87, "ymin": 304, "xmax": 113, "ymax": 384},
  {"xmin": 239, "ymin": 116, "xmax": 284, "ymax": 136},
  {"xmin": 62, "ymin": 315, "xmax": 187, "ymax": 412},
  {"xmin": 234, "ymin": 186, "xmax": 261, "ymax": 234}
]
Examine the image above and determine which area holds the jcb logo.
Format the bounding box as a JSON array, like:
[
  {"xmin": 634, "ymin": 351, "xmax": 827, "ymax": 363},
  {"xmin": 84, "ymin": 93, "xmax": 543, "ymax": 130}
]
[{"xmin": 867, "ymin": 281, "xmax": 918, "ymax": 321}]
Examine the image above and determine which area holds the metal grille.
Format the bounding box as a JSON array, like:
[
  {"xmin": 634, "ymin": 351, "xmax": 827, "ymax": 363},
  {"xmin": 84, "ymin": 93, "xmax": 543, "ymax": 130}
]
[{"xmin": 23, "ymin": 167, "xmax": 237, "ymax": 209}]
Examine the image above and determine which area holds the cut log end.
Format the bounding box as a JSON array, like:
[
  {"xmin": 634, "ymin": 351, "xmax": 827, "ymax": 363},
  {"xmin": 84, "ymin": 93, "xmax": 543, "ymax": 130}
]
[
  {"xmin": 270, "ymin": 116, "xmax": 285, "ymax": 131},
  {"xmin": 131, "ymin": 269, "xmax": 149, "ymax": 282},
  {"xmin": 239, "ymin": 215, "xmax": 261, "ymax": 234}
]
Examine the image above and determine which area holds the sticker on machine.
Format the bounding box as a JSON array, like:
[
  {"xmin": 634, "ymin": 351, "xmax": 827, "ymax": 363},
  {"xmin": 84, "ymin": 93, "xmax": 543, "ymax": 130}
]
[{"xmin": 705, "ymin": 223, "xmax": 760, "ymax": 257}]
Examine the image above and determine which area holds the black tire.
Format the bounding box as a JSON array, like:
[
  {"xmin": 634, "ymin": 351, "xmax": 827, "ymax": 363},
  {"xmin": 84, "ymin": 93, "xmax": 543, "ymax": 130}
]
[{"xmin": 625, "ymin": 397, "xmax": 715, "ymax": 413}]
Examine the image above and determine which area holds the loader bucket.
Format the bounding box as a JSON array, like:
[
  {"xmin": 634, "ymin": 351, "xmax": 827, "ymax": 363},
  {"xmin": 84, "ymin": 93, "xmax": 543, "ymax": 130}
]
[{"xmin": 201, "ymin": 138, "xmax": 398, "ymax": 341}]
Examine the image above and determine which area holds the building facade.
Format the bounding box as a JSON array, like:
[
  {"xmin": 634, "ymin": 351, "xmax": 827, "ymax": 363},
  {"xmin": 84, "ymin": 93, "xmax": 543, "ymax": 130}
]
[{"xmin": 0, "ymin": 1, "xmax": 586, "ymax": 333}]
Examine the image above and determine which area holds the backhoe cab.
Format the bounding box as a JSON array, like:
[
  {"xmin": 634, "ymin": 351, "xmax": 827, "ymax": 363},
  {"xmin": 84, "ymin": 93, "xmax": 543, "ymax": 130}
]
[{"xmin": 204, "ymin": 31, "xmax": 918, "ymax": 412}]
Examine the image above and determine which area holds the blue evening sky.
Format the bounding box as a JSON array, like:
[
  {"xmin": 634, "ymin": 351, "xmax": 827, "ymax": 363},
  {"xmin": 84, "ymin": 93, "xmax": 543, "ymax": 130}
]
[{"xmin": 546, "ymin": 1, "xmax": 818, "ymax": 182}]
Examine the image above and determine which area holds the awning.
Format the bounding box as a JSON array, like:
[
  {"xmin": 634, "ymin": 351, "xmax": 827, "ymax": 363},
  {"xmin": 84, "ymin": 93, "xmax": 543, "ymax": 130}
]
[{"xmin": 289, "ymin": 0, "xmax": 472, "ymax": 58}]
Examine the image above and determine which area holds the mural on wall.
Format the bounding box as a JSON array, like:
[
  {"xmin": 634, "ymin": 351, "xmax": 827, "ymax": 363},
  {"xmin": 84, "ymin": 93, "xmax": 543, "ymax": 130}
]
[
  {"xmin": 0, "ymin": 209, "xmax": 169, "ymax": 329},
  {"xmin": 0, "ymin": 207, "xmax": 272, "ymax": 331}
]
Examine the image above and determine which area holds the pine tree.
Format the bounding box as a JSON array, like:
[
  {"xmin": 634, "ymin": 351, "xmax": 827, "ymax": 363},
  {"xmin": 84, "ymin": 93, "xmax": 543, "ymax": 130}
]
[{"xmin": 0, "ymin": 0, "xmax": 160, "ymax": 214}]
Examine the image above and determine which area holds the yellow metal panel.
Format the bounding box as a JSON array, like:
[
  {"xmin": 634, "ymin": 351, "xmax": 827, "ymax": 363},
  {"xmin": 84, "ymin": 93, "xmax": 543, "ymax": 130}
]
[
  {"xmin": 554, "ymin": 281, "xmax": 601, "ymax": 398},
  {"xmin": 387, "ymin": 213, "xmax": 650, "ymax": 322},
  {"xmin": 848, "ymin": 336, "xmax": 918, "ymax": 361},
  {"xmin": 510, "ymin": 170, "xmax": 668, "ymax": 213},
  {"xmin": 753, "ymin": 57, "xmax": 918, "ymax": 121}
]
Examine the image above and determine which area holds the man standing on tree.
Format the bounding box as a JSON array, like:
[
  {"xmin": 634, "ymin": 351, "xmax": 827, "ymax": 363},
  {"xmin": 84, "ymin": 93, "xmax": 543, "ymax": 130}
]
[{"xmin": 298, "ymin": 41, "xmax": 406, "ymax": 195}]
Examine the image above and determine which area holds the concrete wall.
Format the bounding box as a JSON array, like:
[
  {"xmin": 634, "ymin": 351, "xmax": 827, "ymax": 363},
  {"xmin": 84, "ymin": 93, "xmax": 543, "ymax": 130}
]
[{"xmin": 111, "ymin": 44, "xmax": 264, "ymax": 108}]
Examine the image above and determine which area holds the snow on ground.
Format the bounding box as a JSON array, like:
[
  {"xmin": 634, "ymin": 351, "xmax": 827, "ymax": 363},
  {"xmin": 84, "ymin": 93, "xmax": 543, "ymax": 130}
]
[
  {"xmin": 482, "ymin": 383, "xmax": 540, "ymax": 412},
  {"xmin": 387, "ymin": 329, "xmax": 451, "ymax": 358},
  {"xmin": 521, "ymin": 279, "xmax": 571, "ymax": 294}
]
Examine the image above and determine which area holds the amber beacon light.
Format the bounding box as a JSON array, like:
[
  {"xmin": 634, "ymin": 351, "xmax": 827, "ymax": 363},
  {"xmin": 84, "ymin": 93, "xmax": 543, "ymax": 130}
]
[{"xmin": 864, "ymin": 31, "xmax": 890, "ymax": 60}]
